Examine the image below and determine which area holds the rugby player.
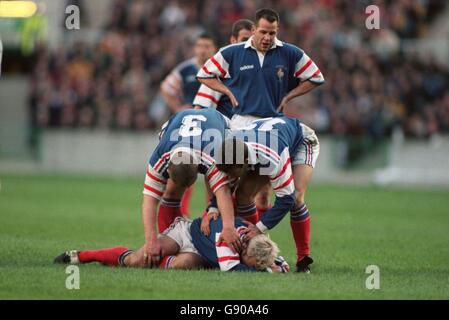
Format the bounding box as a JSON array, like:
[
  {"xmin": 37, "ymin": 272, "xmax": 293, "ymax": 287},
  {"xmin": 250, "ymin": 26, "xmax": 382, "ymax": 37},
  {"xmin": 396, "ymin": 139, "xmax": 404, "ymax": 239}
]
[
  {"xmin": 161, "ymin": 33, "xmax": 217, "ymax": 113},
  {"xmin": 216, "ymin": 116, "xmax": 314, "ymax": 272},
  {"xmin": 197, "ymin": 8, "xmax": 324, "ymax": 272},
  {"xmin": 160, "ymin": 33, "xmax": 217, "ymax": 217},
  {"xmin": 139, "ymin": 108, "xmax": 242, "ymax": 267},
  {"xmin": 193, "ymin": 19, "xmax": 273, "ymax": 223},
  {"xmin": 54, "ymin": 216, "xmax": 289, "ymax": 273}
]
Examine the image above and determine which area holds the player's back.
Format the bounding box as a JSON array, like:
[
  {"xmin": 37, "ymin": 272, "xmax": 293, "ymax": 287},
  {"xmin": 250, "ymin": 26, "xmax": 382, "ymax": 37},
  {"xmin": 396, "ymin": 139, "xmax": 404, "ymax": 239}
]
[
  {"xmin": 153, "ymin": 108, "xmax": 228, "ymax": 162},
  {"xmin": 190, "ymin": 217, "xmax": 247, "ymax": 269},
  {"xmin": 229, "ymin": 116, "xmax": 303, "ymax": 159}
]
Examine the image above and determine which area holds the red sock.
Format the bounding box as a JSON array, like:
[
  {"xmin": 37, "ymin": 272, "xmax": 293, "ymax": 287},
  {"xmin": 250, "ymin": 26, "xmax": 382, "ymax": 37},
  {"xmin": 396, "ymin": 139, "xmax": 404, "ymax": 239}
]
[
  {"xmin": 290, "ymin": 204, "xmax": 311, "ymax": 262},
  {"xmin": 159, "ymin": 255, "xmax": 175, "ymax": 269},
  {"xmin": 158, "ymin": 198, "xmax": 182, "ymax": 232},
  {"xmin": 78, "ymin": 246, "xmax": 130, "ymax": 266},
  {"xmin": 181, "ymin": 187, "xmax": 193, "ymax": 217}
]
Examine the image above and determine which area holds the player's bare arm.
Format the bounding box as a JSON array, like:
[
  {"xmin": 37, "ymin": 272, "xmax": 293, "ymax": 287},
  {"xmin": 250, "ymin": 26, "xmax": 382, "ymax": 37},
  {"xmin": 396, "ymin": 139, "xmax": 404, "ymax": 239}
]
[
  {"xmin": 160, "ymin": 86, "xmax": 188, "ymax": 113},
  {"xmin": 197, "ymin": 77, "xmax": 239, "ymax": 108},
  {"xmin": 215, "ymin": 185, "xmax": 243, "ymax": 252},
  {"xmin": 277, "ymin": 80, "xmax": 321, "ymax": 112},
  {"xmin": 141, "ymin": 194, "xmax": 162, "ymax": 267}
]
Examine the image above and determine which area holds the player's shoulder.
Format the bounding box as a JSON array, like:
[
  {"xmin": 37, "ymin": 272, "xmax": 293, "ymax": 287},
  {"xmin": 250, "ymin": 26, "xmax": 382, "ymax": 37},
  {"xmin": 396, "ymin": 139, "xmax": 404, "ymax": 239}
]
[
  {"xmin": 218, "ymin": 42, "xmax": 245, "ymax": 54},
  {"xmin": 279, "ymin": 41, "xmax": 305, "ymax": 60},
  {"xmin": 280, "ymin": 41, "xmax": 304, "ymax": 53}
]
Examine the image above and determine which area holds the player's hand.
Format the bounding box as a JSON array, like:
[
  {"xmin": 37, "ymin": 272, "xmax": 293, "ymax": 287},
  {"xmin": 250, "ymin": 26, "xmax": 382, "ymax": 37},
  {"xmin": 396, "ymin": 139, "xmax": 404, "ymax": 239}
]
[
  {"xmin": 274, "ymin": 256, "xmax": 290, "ymax": 273},
  {"xmin": 277, "ymin": 96, "xmax": 289, "ymax": 112},
  {"xmin": 143, "ymin": 239, "xmax": 161, "ymax": 268},
  {"xmin": 267, "ymin": 264, "xmax": 283, "ymax": 273},
  {"xmin": 201, "ymin": 211, "xmax": 219, "ymax": 236},
  {"xmin": 218, "ymin": 226, "xmax": 242, "ymax": 253},
  {"xmin": 176, "ymin": 104, "xmax": 193, "ymax": 111},
  {"xmin": 242, "ymin": 220, "xmax": 263, "ymax": 240},
  {"xmin": 227, "ymin": 91, "xmax": 239, "ymax": 108}
]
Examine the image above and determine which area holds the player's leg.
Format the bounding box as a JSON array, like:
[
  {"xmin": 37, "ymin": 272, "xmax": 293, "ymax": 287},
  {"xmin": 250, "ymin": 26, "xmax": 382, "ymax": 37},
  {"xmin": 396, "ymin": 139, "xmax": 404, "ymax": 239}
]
[
  {"xmin": 53, "ymin": 246, "xmax": 133, "ymax": 267},
  {"xmin": 180, "ymin": 174, "xmax": 214, "ymax": 218},
  {"xmin": 160, "ymin": 252, "xmax": 205, "ymax": 270},
  {"xmin": 291, "ymin": 164, "xmax": 313, "ymax": 264},
  {"xmin": 180, "ymin": 186, "xmax": 193, "ymax": 217},
  {"xmin": 235, "ymin": 171, "xmax": 269, "ymax": 224},
  {"xmin": 158, "ymin": 178, "xmax": 186, "ymax": 232},
  {"xmin": 54, "ymin": 235, "xmax": 180, "ymax": 268},
  {"xmin": 124, "ymin": 235, "xmax": 180, "ymax": 268},
  {"xmin": 290, "ymin": 124, "xmax": 320, "ymax": 273},
  {"xmin": 254, "ymin": 182, "xmax": 272, "ymax": 220}
]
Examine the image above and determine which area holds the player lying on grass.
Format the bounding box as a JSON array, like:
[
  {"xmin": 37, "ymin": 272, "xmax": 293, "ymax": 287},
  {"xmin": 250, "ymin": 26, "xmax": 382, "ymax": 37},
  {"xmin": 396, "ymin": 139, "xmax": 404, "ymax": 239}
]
[
  {"xmin": 54, "ymin": 215, "xmax": 289, "ymax": 273},
  {"xmin": 142, "ymin": 108, "xmax": 243, "ymax": 268},
  {"xmin": 215, "ymin": 116, "xmax": 314, "ymax": 273}
]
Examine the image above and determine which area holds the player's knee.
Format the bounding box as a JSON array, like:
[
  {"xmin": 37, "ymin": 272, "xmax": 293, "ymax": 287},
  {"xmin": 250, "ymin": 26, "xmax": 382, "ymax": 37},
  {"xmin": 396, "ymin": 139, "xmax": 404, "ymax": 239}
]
[
  {"xmin": 163, "ymin": 184, "xmax": 184, "ymax": 199},
  {"xmin": 236, "ymin": 188, "xmax": 255, "ymax": 205},
  {"xmin": 170, "ymin": 254, "xmax": 203, "ymax": 269},
  {"xmin": 294, "ymin": 189, "xmax": 306, "ymax": 207},
  {"xmin": 255, "ymin": 191, "xmax": 271, "ymax": 209},
  {"xmin": 124, "ymin": 252, "xmax": 145, "ymax": 268}
]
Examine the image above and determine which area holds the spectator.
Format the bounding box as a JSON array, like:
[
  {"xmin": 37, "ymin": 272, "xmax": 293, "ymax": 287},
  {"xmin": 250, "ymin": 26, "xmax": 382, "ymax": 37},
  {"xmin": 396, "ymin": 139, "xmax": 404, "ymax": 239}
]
[{"xmin": 29, "ymin": 0, "xmax": 449, "ymax": 139}]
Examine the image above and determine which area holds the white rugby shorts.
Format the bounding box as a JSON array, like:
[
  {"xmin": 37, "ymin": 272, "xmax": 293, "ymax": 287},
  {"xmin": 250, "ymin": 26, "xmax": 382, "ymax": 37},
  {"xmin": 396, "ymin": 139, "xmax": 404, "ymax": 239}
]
[
  {"xmin": 292, "ymin": 123, "xmax": 320, "ymax": 168},
  {"xmin": 160, "ymin": 217, "xmax": 199, "ymax": 255}
]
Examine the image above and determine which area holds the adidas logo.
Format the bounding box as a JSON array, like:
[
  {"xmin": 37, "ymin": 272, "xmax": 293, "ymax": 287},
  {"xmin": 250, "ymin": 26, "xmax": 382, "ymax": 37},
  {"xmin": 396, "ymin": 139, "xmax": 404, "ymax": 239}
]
[{"xmin": 240, "ymin": 65, "xmax": 254, "ymax": 71}]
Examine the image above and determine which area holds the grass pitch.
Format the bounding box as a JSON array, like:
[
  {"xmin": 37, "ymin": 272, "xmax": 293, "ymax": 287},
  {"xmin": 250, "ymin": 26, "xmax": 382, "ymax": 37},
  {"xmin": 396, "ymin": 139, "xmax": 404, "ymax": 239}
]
[{"xmin": 0, "ymin": 174, "xmax": 448, "ymax": 299}]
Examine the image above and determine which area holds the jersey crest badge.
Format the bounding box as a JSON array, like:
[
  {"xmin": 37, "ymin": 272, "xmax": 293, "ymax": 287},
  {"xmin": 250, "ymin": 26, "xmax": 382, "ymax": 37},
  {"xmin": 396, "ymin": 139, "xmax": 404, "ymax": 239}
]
[{"xmin": 276, "ymin": 67, "xmax": 285, "ymax": 81}]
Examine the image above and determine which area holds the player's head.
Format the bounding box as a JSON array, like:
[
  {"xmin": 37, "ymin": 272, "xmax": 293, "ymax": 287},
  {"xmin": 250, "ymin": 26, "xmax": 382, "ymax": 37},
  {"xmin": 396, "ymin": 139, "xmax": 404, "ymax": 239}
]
[
  {"xmin": 252, "ymin": 8, "xmax": 280, "ymax": 52},
  {"xmin": 168, "ymin": 151, "xmax": 199, "ymax": 188},
  {"xmin": 241, "ymin": 234, "xmax": 279, "ymax": 270},
  {"xmin": 194, "ymin": 33, "xmax": 217, "ymax": 65},
  {"xmin": 230, "ymin": 19, "xmax": 254, "ymax": 44},
  {"xmin": 216, "ymin": 138, "xmax": 251, "ymax": 178}
]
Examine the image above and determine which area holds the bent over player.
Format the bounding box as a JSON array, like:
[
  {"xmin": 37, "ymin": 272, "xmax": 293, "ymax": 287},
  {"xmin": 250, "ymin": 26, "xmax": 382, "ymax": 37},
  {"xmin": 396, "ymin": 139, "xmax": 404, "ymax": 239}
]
[
  {"xmin": 141, "ymin": 108, "xmax": 242, "ymax": 267},
  {"xmin": 216, "ymin": 116, "xmax": 314, "ymax": 272}
]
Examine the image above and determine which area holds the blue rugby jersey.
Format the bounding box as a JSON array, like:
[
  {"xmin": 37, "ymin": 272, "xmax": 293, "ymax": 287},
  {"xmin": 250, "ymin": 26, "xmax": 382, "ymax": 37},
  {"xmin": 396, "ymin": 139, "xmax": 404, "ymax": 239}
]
[
  {"xmin": 192, "ymin": 83, "xmax": 234, "ymax": 120},
  {"xmin": 161, "ymin": 58, "xmax": 202, "ymax": 105},
  {"xmin": 227, "ymin": 116, "xmax": 304, "ymax": 231},
  {"xmin": 143, "ymin": 108, "xmax": 230, "ymax": 200},
  {"xmin": 197, "ymin": 37, "xmax": 324, "ymax": 118},
  {"xmin": 190, "ymin": 217, "xmax": 257, "ymax": 272}
]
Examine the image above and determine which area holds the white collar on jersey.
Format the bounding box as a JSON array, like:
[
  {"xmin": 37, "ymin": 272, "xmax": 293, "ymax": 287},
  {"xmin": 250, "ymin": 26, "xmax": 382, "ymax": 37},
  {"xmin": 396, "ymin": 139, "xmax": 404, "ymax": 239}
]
[
  {"xmin": 170, "ymin": 147, "xmax": 201, "ymax": 165},
  {"xmin": 244, "ymin": 36, "xmax": 283, "ymax": 50}
]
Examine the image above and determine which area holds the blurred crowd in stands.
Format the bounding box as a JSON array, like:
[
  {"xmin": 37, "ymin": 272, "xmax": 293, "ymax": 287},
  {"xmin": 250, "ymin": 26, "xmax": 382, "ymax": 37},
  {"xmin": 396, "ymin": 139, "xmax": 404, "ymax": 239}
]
[{"xmin": 29, "ymin": 0, "xmax": 449, "ymax": 138}]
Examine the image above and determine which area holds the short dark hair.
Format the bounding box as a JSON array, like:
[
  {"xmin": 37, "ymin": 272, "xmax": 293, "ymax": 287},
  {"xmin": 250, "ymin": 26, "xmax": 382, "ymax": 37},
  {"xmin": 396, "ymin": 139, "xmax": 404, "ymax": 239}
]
[
  {"xmin": 196, "ymin": 32, "xmax": 217, "ymax": 46},
  {"xmin": 231, "ymin": 19, "xmax": 254, "ymax": 38},
  {"xmin": 255, "ymin": 8, "xmax": 280, "ymax": 25}
]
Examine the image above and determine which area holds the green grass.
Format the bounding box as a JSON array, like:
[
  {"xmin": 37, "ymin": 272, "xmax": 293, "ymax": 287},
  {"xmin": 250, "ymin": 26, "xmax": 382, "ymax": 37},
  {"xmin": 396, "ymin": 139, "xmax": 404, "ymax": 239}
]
[{"xmin": 0, "ymin": 173, "xmax": 449, "ymax": 299}]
